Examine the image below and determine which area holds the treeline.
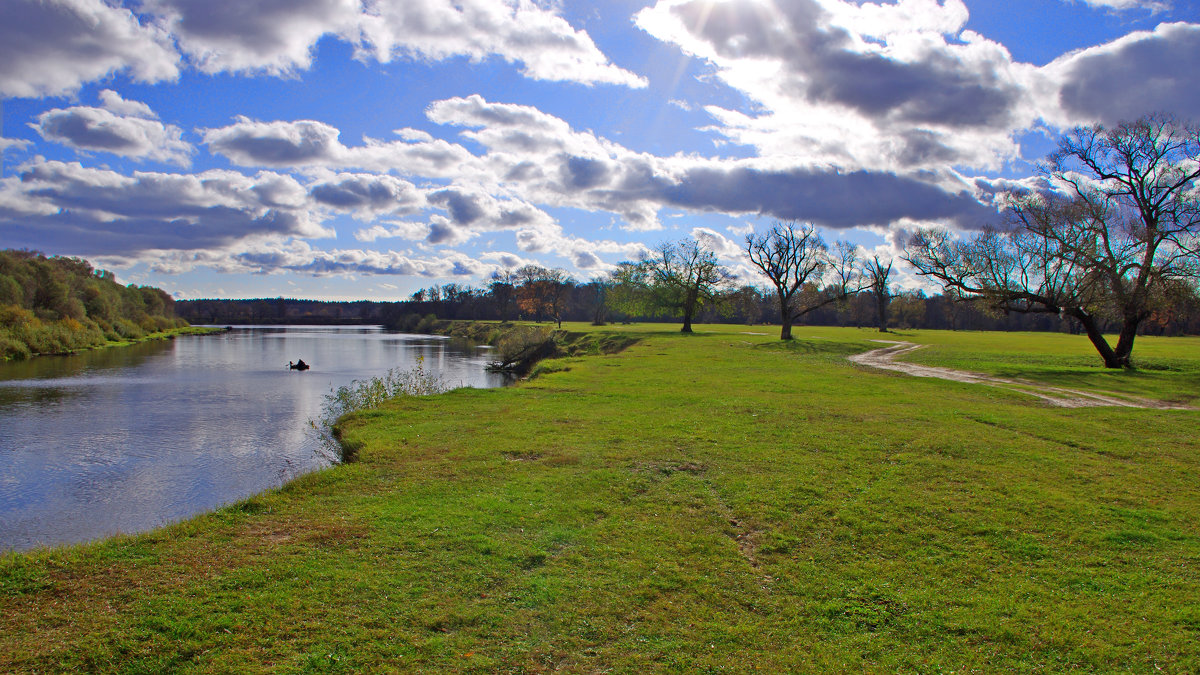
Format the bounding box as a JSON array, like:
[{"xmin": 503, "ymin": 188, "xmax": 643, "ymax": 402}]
[
  {"xmin": 0, "ymin": 250, "xmax": 188, "ymax": 360},
  {"xmin": 178, "ymin": 298, "xmax": 391, "ymax": 325},
  {"xmin": 177, "ymin": 270, "xmax": 1200, "ymax": 337}
]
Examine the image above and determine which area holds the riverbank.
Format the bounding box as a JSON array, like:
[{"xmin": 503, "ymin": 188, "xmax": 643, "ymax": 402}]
[
  {"xmin": 98, "ymin": 325, "xmax": 227, "ymax": 349},
  {"xmin": 0, "ymin": 323, "xmax": 224, "ymax": 362},
  {"xmin": 3, "ymin": 324, "xmax": 1199, "ymax": 672}
]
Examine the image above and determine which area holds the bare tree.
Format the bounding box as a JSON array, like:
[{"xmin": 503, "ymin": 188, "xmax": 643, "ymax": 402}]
[
  {"xmin": 905, "ymin": 115, "xmax": 1200, "ymax": 368},
  {"xmin": 616, "ymin": 237, "xmax": 734, "ymax": 332},
  {"xmin": 745, "ymin": 221, "xmax": 859, "ymax": 340},
  {"xmin": 865, "ymin": 256, "xmax": 893, "ymax": 332}
]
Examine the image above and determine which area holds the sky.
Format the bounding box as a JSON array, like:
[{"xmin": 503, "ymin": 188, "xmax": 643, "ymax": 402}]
[{"xmin": 0, "ymin": 0, "xmax": 1197, "ymax": 301}]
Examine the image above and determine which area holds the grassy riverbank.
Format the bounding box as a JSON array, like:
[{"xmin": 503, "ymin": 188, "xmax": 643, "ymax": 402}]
[
  {"xmin": 0, "ymin": 323, "xmax": 223, "ymax": 361},
  {"xmin": 3, "ymin": 324, "xmax": 1198, "ymax": 672}
]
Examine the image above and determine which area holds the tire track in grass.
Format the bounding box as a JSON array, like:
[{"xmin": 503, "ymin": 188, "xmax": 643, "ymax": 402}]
[{"xmin": 849, "ymin": 341, "xmax": 1193, "ymax": 410}]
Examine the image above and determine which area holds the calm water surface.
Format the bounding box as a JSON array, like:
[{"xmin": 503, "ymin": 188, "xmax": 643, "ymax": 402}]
[{"xmin": 0, "ymin": 326, "xmax": 507, "ymax": 552}]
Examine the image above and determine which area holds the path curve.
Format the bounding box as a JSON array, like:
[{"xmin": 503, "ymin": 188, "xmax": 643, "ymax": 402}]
[{"xmin": 849, "ymin": 340, "xmax": 1192, "ymax": 409}]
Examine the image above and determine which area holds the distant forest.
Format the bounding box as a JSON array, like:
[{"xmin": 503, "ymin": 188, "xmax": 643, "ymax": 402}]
[
  {"xmin": 0, "ymin": 250, "xmax": 187, "ymax": 360},
  {"xmin": 177, "ymin": 277, "xmax": 1200, "ymax": 336}
]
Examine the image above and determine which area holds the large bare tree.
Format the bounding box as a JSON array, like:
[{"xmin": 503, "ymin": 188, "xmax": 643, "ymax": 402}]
[
  {"xmin": 614, "ymin": 237, "xmax": 734, "ymax": 332},
  {"xmin": 905, "ymin": 115, "xmax": 1200, "ymax": 368},
  {"xmin": 745, "ymin": 221, "xmax": 859, "ymax": 340}
]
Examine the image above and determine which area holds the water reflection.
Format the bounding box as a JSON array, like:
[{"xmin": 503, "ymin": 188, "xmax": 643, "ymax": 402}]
[{"xmin": 0, "ymin": 326, "xmax": 506, "ymax": 552}]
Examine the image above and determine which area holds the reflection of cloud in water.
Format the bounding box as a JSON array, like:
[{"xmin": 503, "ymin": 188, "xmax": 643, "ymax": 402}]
[{"xmin": 0, "ymin": 376, "xmax": 162, "ymax": 388}]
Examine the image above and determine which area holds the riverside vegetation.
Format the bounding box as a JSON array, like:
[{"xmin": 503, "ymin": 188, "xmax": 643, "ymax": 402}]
[
  {"xmin": 2, "ymin": 322, "xmax": 1199, "ymax": 672},
  {"xmin": 0, "ymin": 249, "xmax": 202, "ymax": 360}
]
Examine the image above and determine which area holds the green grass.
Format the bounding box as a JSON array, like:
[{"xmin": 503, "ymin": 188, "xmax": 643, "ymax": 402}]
[
  {"xmin": 2, "ymin": 323, "xmax": 1198, "ymax": 672},
  {"xmin": 884, "ymin": 328, "xmax": 1200, "ymax": 404}
]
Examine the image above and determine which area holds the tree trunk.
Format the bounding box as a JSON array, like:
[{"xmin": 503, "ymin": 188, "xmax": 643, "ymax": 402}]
[
  {"xmin": 1111, "ymin": 316, "xmax": 1142, "ymax": 369},
  {"xmin": 875, "ymin": 293, "xmax": 889, "ymax": 333},
  {"xmin": 681, "ymin": 284, "xmax": 699, "ymax": 333},
  {"xmin": 1069, "ymin": 309, "xmax": 1123, "ymax": 368},
  {"xmin": 777, "ymin": 293, "xmax": 793, "ymax": 340}
]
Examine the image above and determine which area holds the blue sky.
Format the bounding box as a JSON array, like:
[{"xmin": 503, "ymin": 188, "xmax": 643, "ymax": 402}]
[{"xmin": 0, "ymin": 0, "xmax": 1196, "ymax": 300}]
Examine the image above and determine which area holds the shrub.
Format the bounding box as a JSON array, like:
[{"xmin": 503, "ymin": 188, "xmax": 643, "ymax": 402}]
[
  {"xmin": 0, "ymin": 333, "xmax": 31, "ymax": 360},
  {"xmin": 415, "ymin": 313, "xmax": 439, "ymax": 334},
  {"xmin": 309, "ymin": 357, "xmax": 450, "ymax": 463},
  {"xmin": 491, "ymin": 325, "xmax": 557, "ymax": 372}
]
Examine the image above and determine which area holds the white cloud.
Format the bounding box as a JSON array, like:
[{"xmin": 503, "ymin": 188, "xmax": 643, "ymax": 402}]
[
  {"xmin": 30, "ymin": 93, "xmax": 192, "ymax": 165},
  {"xmin": 140, "ymin": 0, "xmax": 644, "ymax": 86},
  {"xmin": 0, "ymin": 0, "xmax": 643, "ymax": 99},
  {"xmin": 635, "ymin": 0, "xmax": 1042, "ymax": 173},
  {"xmin": 354, "ymin": 221, "xmax": 431, "ymax": 242},
  {"xmin": 356, "ymin": 0, "xmax": 647, "ymax": 87},
  {"xmin": 141, "ymin": 0, "xmax": 362, "ymax": 75},
  {"xmin": 1073, "ymin": 0, "xmax": 1170, "ymax": 12},
  {"xmin": 308, "ymin": 173, "xmax": 426, "ymax": 217},
  {"xmin": 0, "ymin": 160, "xmax": 326, "ymax": 255},
  {"xmin": 0, "ymin": 137, "xmax": 30, "ymax": 153},
  {"xmin": 202, "ymin": 117, "xmax": 481, "ymax": 177},
  {"xmin": 96, "ymin": 90, "xmax": 157, "ymax": 118},
  {"xmin": 0, "ymin": 0, "xmax": 178, "ymax": 98},
  {"xmin": 690, "ymin": 226, "xmax": 743, "ymax": 259},
  {"xmin": 226, "ymin": 241, "xmax": 501, "ymax": 278},
  {"xmin": 425, "ymin": 95, "xmax": 997, "ymax": 232},
  {"xmin": 1040, "ymin": 22, "xmax": 1200, "ymax": 126}
]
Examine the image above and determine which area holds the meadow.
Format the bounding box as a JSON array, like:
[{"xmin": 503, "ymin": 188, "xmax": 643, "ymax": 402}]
[{"xmin": 2, "ymin": 323, "xmax": 1198, "ymax": 673}]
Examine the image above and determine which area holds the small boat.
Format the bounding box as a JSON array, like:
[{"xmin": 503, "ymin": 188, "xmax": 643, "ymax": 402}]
[{"xmin": 288, "ymin": 360, "xmax": 311, "ymax": 371}]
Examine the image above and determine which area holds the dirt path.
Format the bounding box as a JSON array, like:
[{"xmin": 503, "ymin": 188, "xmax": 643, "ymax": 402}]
[{"xmin": 849, "ymin": 340, "xmax": 1192, "ymax": 409}]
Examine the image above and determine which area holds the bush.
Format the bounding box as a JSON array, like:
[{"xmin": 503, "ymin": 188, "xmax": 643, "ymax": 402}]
[
  {"xmin": 309, "ymin": 357, "xmax": 450, "ymax": 463},
  {"xmin": 491, "ymin": 325, "xmax": 558, "ymax": 373},
  {"xmin": 112, "ymin": 319, "xmax": 145, "ymax": 340},
  {"xmin": 0, "ymin": 333, "xmax": 31, "ymax": 360},
  {"xmin": 415, "ymin": 313, "xmax": 439, "ymax": 334}
]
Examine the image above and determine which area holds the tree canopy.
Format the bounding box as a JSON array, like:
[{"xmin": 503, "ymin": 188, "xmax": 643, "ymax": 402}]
[
  {"xmin": 746, "ymin": 221, "xmax": 860, "ymax": 340},
  {"xmin": 0, "ymin": 249, "xmax": 187, "ymax": 360},
  {"xmin": 611, "ymin": 238, "xmax": 734, "ymax": 333},
  {"xmin": 905, "ymin": 114, "xmax": 1200, "ymax": 368}
]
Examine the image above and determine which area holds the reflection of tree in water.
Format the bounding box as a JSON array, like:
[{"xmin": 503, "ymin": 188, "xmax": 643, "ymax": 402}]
[
  {"xmin": 0, "ymin": 340, "xmax": 174, "ymax": 406},
  {"xmin": 0, "ymin": 386, "xmax": 70, "ymax": 407},
  {"xmin": 0, "ymin": 339, "xmax": 171, "ymax": 382}
]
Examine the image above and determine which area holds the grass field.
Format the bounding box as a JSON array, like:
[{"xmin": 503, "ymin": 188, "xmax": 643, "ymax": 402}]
[{"xmin": 2, "ymin": 324, "xmax": 1198, "ymax": 672}]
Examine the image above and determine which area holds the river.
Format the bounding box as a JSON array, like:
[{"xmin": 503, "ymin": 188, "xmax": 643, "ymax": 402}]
[{"xmin": 0, "ymin": 326, "xmax": 507, "ymax": 552}]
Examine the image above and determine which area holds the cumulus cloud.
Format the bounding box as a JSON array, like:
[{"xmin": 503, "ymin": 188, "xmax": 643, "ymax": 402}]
[
  {"xmin": 356, "ymin": 0, "xmax": 647, "ymax": 87},
  {"xmin": 30, "ymin": 91, "xmax": 192, "ymax": 165},
  {"xmin": 141, "ymin": 0, "xmax": 361, "ymax": 75},
  {"xmin": 354, "ymin": 221, "xmax": 432, "ymax": 242},
  {"xmin": 690, "ymin": 226, "xmax": 743, "ymax": 259},
  {"xmin": 140, "ymin": 0, "xmax": 644, "ymax": 86},
  {"xmin": 0, "ymin": 0, "xmax": 178, "ymax": 98},
  {"xmin": 1043, "ymin": 22, "xmax": 1200, "ymax": 126},
  {"xmin": 0, "ymin": 137, "xmax": 30, "ymax": 153},
  {"xmin": 1, "ymin": 0, "xmax": 642, "ymax": 98},
  {"xmin": 308, "ymin": 173, "xmax": 426, "ymax": 217},
  {"xmin": 226, "ymin": 241, "xmax": 500, "ymax": 278},
  {"xmin": 1074, "ymin": 0, "xmax": 1170, "ymax": 11},
  {"xmin": 202, "ymin": 117, "xmax": 479, "ymax": 176},
  {"xmin": 0, "ymin": 160, "xmax": 326, "ymax": 256},
  {"xmin": 426, "ymin": 94, "xmax": 998, "ymax": 232},
  {"xmin": 635, "ymin": 0, "xmax": 1038, "ymax": 172}
]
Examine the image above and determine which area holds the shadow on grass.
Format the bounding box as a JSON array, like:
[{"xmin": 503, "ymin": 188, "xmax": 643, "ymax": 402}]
[{"xmin": 753, "ymin": 337, "xmax": 865, "ymax": 357}]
